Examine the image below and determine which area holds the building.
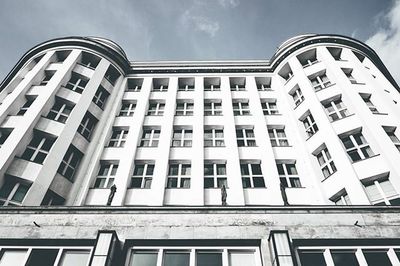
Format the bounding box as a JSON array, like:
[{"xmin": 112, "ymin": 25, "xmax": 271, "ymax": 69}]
[{"xmin": 0, "ymin": 34, "xmax": 399, "ymax": 265}]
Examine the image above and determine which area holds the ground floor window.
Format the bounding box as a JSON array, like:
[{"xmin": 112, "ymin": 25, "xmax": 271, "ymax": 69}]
[{"xmin": 128, "ymin": 246, "xmax": 262, "ymax": 266}]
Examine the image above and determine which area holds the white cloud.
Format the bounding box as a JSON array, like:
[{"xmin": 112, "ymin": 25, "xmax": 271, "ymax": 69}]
[
  {"xmin": 366, "ymin": 0, "xmax": 400, "ymax": 84},
  {"xmin": 181, "ymin": 10, "xmax": 220, "ymax": 37},
  {"xmin": 218, "ymin": 0, "xmax": 240, "ymax": 8}
]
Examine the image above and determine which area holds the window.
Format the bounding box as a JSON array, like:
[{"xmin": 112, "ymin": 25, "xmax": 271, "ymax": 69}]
[
  {"xmin": 383, "ymin": 127, "xmax": 400, "ymax": 152},
  {"xmin": 78, "ymin": 112, "xmax": 98, "ymax": 140},
  {"xmin": 167, "ymin": 163, "xmax": 191, "ymax": 188},
  {"xmin": 0, "ymin": 178, "xmax": 30, "ymax": 206},
  {"xmin": 364, "ymin": 178, "xmax": 400, "ymax": 205},
  {"xmin": 139, "ymin": 128, "xmax": 160, "ymax": 147},
  {"xmin": 360, "ymin": 93, "xmax": 379, "ymax": 114},
  {"xmin": 232, "ymin": 100, "xmax": 250, "ymax": 115},
  {"xmin": 94, "ymin": 162, "xmax": 118, "ymax": 188},
  {"xmin": 104, "ymin": 65, "xmax": 120, "ymax": 86},
  {"xmin": 278, "ymin": 63, "xmax": 293, "ymax": 82},
  {"xmin": 298, "ymin": 250, "xmax": 326, "ymax": 266},
  {"xmin": 204, "ymin": 127, "xmax": 225, "ymax": 147},
  {"xmin": 147, "ymin": 101, "xmax": 165, "ymax": 116},
  {"xmin": 126, "ymin": 78, "xmax": 143, "ymax": 92},
  {"xmin": 92, "ymin": 85, "xmax": 109, "ymax": 109},
  {"xmin": 236, "ymin": 127, "xmax": 256, "ymax": 147},
  {"xmin": 363, "ymin": 250, "xmax": 393, "ymax": 265},
  {"xmin": 268, "ymin": 126, "xmax": 289, "ymax": 147},
  {"xmin": 119, "ymin": 101, "xmax": 136, "ymax": 116},
  {"xmin": 21, "ymin": 133, "xmax": 56, "ymax": 164},
  {"xmin": 314, "ymin": 145, "xmax": 337, "ymax": 178},
  {"xmin": 204, "ymin": 100, "xmax": 222, "ymax": 115},
  {"xmin": 172, "ymin": 128, "xmax": 192, "ymax": 147},
  {"xmin": 327, "ymin": 47, "xmax": 343, "ymax": 60},
  {"xmin": 331, "ymin": 190, "xmax": 351, "ymax": 205},
  {"xmin": 47, "ymin": 99, "xmax": 74, "ymax": 123},
  {"xmin": 309, "ymin": 71, "xmax": 331, "ymax": 91},
  {"xmin": 58, "ymin": 250, "xmax": 91, "ymax": 266},
  {"xmin": 65, "ymin": 72, "xmax": 88, "ymax": 93},
  {"xmin": 0, "ymin": 128, "xmax": 12, "ymax": 148},
  {"xmin": 55, "ymin": 50, "xmax": 72, "ymax": 63},
  {"xmin": 255, "ymin": 77, "xmax": 272, "ymax": 91},
  {"xmin": 152, "ymin": 78, "xmax": 169, "ymax": 92},
  {"xmin": 79, "ymin": 51, "xmax": 100, "ymax": 69},
  {"xmin": 240, "ymin": 162, "xmax": 265, "ymax": 188},
  {"xmin": 40, "ymin": 70, "xmax": 55, "ymax": 86},
  {"xmin": 176, "ymin": 100, "xmax": 193, "ymax": 116},
  {"xmin": 204, "ymin": 163, "xmax": 227, "ymax": 188},
  {"xmin": 41, "ymin": 190, "xmax": 65, "ymax": 206},
  {"xmin": 340, "ymin": 131, "xmax": 374, "ymax": 162},
  {"xmin": 322, "ymin": 98, "xmax": 349, "ymax": 122},
  {"xmin": 301, "ymin": 112, "xmax": 318, "ymax": 138},
  {"xmin": 261, "ymin": 99, "xmax": 278, "ymax": 115},
  {"xmin": 230, "ymin": 77, "xmax": 246, "ymax": 91},
  {"xmin": 276, "ymin": 162, "xmax": 301, "ymax": 188},
  {"xmin": 204, "ymin": 77, "xmax": 221, "ymax": 91},
  {"xmin": 289, "ymin": 86, "xmax": 304, "ymax": 107},
  {"xmin": 297, "ymin": 49, "xmax": 318, "ymax": 67},
  {"xmin": 178, "ymin": 78, "xmax": 195, "ymax": 91},
  {"xmin": 57, "ymin": 145, "xmax": 83, "ymax": 181},
  {"xmin": 17, "ymin": 96, "xmax": 36, "ymax": 115},
  {"xmin": 108, "ymin": 128, "xmax": 129, "ymax": 147},
  {"xmin": 130, "ymin": 162, "xmax": 154, "ymax": 188},
  {"xmin": 342, "ymin": 68, "xmax": 358, "ymax": 84}
]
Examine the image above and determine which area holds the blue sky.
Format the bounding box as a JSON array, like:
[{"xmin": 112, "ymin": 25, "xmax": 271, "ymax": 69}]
[{"xmin": 0, "ymin": 0, "xmax": 399, "ymax": 82}]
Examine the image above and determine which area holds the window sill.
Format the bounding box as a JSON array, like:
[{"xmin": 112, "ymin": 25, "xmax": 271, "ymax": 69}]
[
  {"xmin": 204, "ymin": 187, "xmax": 230, "ymax": 189},
  {"xmin": 166, "ymin": 187, "xmax": 191, "ymax": 189},
  {"xmin": 284, "ymin": 75, "xmax": 294, "ymax": 85},
  {"xmin": 350, "ymin": 82, "xmax": 366, "ymax": 85},
  {"xmin": 205, "ymin": 146, "xmax": 226, "ymax": 148},
  {"xmin": 293, "ymin": 101, "xmax": 304, "ymax": 110},
  {"xmin": 238, "ymin": 145, "xmax": 258, "ymax": 148},
  {"xmin": 373, "ymin": 112, "xmax": 388, "ymax": 116},
  {"xmin": 351, "ymin": 153, "xmax": 380, "ymax": 164},
  {"xmin": 175, "ymin": 115, "xmax": 194, "ymax": 117},
  {"xmin": 271, "ymin": 145, "xmax": 292, "ymax": 148},
  {"xmin": 321, "ymin": 171, "xmax": 338, "ymax": 183},
  {"xmin": 302, "ymin": 60, "xmax": 320, "ymax": 68},
  {"xmin": 243, "ymin": 187, "xmax": 267, "ymax": 189},
  {"xmin": 305, "ymin": 132, "xmax": 318, "ymax": 141},
  {"xmin": 171, "ymin": 146, "xmax": 192, "ymax": 148},
  {"xmin": 264, "ymin": 113, "xmax": 281, "ymax": 116}
]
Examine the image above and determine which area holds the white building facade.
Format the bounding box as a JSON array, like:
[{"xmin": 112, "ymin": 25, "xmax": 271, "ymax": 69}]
[{"xmin": 0, "ymin": 35, "xmax": 399, "ymax": 265}]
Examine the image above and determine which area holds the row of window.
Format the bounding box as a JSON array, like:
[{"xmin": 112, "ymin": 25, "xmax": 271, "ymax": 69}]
[{"xmin": 94, "ymin": 161, "xmax": 301, "ymax": 190}]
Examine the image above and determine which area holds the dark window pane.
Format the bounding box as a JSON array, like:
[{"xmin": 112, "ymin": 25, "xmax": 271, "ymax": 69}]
[
  {"xmin": 196, "ymin": 252, "xmax": 222, "ymax": 266},
  {"xmin": 26, "ymin": 249, "xmax": 58, "ymax": 266},
  {"xmin": 163, "ymin": 252, "xmax": 189, "ymax": 266},
  {"xmin": 363, "ymin": 250, "xmax": 391, "ymax": 266},
  {"xmin": 331, "ymin": 250, "xmax": 359, "ymax": 266},
  {"xmin": 242, "ymin": 178, "xmax": 251, "ymax": 188},
  {"xmin": 299, "ymin": 250, "xmax": 327, "ymax": 266},
  {"xmin": 253, "ymin": 177, "xmax": 265, "ymax": 187},
  {"xmin": 204, "ymin": 178, "xmax": 214, "ymax": 188},
  {"xmin": 131, "ymin": 178, "xmax": 142, "ymax": 188},
  {"xmin": 129, "ymin": 251, "xmax": 158, "ymax": 266}
]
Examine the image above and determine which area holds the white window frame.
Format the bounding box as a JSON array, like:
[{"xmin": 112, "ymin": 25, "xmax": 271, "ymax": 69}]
[
  {"xmin": 340, "ymin": 132, "xmax": 374, "ymax": 162},
  {"xmin": 47, "ymin": 101, "xmax": 73, "ymax": 123},
  {"xmin": 204, "ymin": 100, "xmax": 222, "ymax": 116},
  {"xmin": 332, "ymin": 191, "xmax": 351, "ymax": 205},
  {"xmin": 140, "ymin": 128, "xmax": 160, "ymax": 147},
  {"xmin": 131, "ymin": 163, "xmax": 154, "ymax": 189},
  {"xmin": 108, "ymin": 128, "xmax": 128, "ymax": 147},
  {"xmin": 204, "ymin": 128, "xmax": 225, "ymax": 147},
  {"xmin": 364, "ymin": 179, "xmax": 399, "ymax": 205},
  {"xmin": 119, "ymin": 101, "xmax": 136, "ymax": 116},
  {"xmin": 178, "ymin": 84, "xmax": 195, "ymax": 91},
  {"xmin": 290, "ymin": 87, "xmax": 304, "ymax": 107},
  {"xmin": 360, "ymin": 94, "xmax": 379, "ymax": 114},
  {"xmin": 277, "ymin": 162, "xmax": 301, "ymax": 188},
  {"xmin": 17, "ymin": 97, "xmax": 35, "ymax": 115},
  {"xmin": 301, "ymin": 113, "xmax": 318, "ymax": 138},
  {"xmin": 240, "ymin": 163, "xmax": 265, "ymax": 188},
  {"xmin": 232, "ymin": 100, "xmax": 250, "ymax": 116},
  {"xmin": 323, "ymin": 98, "xmax": 349, "ymax": 122},
  {"xmin": 65, "ymin": 73, "xmax": 87, "ymax": 93},
  {"xmin": 147, "ymin": 101, "xmax": 165, "ymax": 116},
  {"xmin": 152, "ymin": 84, "xmax": 168, "ymax": 92},
  {"xmin": 92, "ymin": 86, "xmax": 109, "ymax": 109},
  {"xmin": 172, "ymin": 128, "xmax": 192, "ymax": 147},
  {"xmin": 261, "ymin": 100, "xmax": 278, "ymax": 115},
  {"xmin": 176, "ymin": 101, "xmax": 194, "ymax": 116},
  {"xmin": 204, "ymin": 84, "xmax": 221, "ymax": 91},
  {"xmin": 268, "ymin": 127, "xmax": 289, "ymax": 147},
  {"xmin": 22, "ymin": 135, "xmax": 55, "ymax": 164},
  {"xmin": 236, "ymin": 128, "xmax": 256, "ymax": 147},
  {"xmin": 204, "ymin": 163, "xmax": 227, "ymax": 188},
  {"xmin": 315, "ymin": 146, "xmax": 337, "ymax": 178},
  {"xmin": 58, "ymin": 146, "xmax": 82, "ymax": 181},
  {"xmin": 384, "ymin": 127, "xmax": 400, "ymax": 152},
  {"xmin": 309, "ymin": 72, "xmax": 331, "ymax": 91},
  {"xmin": 94, "ymin": 162, "xmax": 118, "ymax": 189},
  {"xmin": 167, "ymin": 163, "xmax": 191, "ymax": 188}
]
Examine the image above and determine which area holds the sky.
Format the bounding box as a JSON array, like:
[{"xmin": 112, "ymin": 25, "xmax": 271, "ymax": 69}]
[{"xmin": 0, "ymin": 0, "xmax": 399, "ymax": 83}]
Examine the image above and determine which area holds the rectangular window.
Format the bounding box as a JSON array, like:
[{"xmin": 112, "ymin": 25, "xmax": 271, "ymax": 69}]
[
  {"xmin": 255, "ymin": 77, "xmax": 272, "ymax": 91},
  {"xmin": 230, "ymin": 77, "xmax": 246, "ymax": 91},
  {"xmin": 78, "ymin": 112, "xmax": 98, "ymax": 141},
  {"xmin": 126, "ymin": 78, "xmax": 143, "ymax": 92},
  {"xmin": 178, "ymin": 78, "xmax": 195, "ymax": 91},
  {"xmin": 0, "ymin": 128, "xmax": 12, "ymax": 148},
  {"xmin": 140, "ymin": 128, "xmax": 160, "ymax": 147},
  {"xmin": 240, "ymin": 162, "xmax": 265, "ymax": 188},
  {"xmin": 314, "ymin": 145, "xmax": 337, "ymax": 178},
  {"xmin": 204, "ymin": 77, "xmax": 221, "ymax": 91},
  {"xmin": 47, "ymin": 99, "xmax": 74, "ymax": 123},
  {"xmin": 65, "ymin": 72, "xmax": 88, "ymax": 93},
  {"xmin": 92, "ymin": 85, "xmax": 110, "ymax": 109},
  {"xmin": 384, "ymin": 127, "xmax": 400, "ymax": 152},
  {"xmin": 236, "ymin": 127, "xmax": 256, "ymax": 147},
  {"xmin": 21, "ymin": 133, "xmax": 56, "ymax": 164},
  {"xmin": 289, "ymin": 86, "xmax": 304, "ymax": 107},
  {"xmin": 152, "ymin": 78, "xmax": 169, "ymax": 92},
  {"xmin": 276, "ymin": 162, "xmax": 301, "ymax": 188},
  {"xmin": 17, "ymin": 96, "xmax": 36, "ymax": 115},
  {"xmin": 57, "ymin": 145, "xmax": 83, "ymax": 181},
  {"xmin": 204, "ymin": 100, "xmax": 222, "ymax": 116},
  {"xmin": 167, "ymin": 163, "xmax": 191, "ymax": 188},
  {"xmin": 297, "ymin": 49, "xmax": 318, "ymax": 67},
  {"xmin": 119, "ymin": 101, "xmax": 136, "ymax": 116},
  {"xmin": 331, "ymin": 190, "xmax": 351, "ymax": 205},
  {"xmin": 301, "ymin": 112, "xmax": 318, "ymax": 138},
  {"xmin": 360, "ymin": 93, "xmax": 379, "ymax": 114},
  {"xmin": 309, "ymin": 71, "xmax": 331, "ymax": 91},
  {"xmin": 0, "ymin": 178, "xmax": 30, "ymax": 206},
  {"xmin": 268, "ymin": 126, "xmax": 289, "ymax": 147},
  {"xmin": 108, "ymin": 128, "xmax": 129, "ymax": 147},
  {"xmin": 232, "ymin": 100, "xmax": 250, "ymax": 116},
  {"xmin": 340, "ymin": 131, "xmax": 374, "ymax": 162},
  {"xmin": 322, "ymin": 98, "xmax": 349, "ymax": 122},
  {"xmin": 94, "ymin": 162, "xmax": 118, "ymax": 188},
  {"xmin": 176, "ymin": 100, "xmax": 194, "ymax": 116},
  {"xmin": 40, "ymin": 70, "xmax": 56, "ymax": 86},
  {"xmin": 172, "ymin": 128, "xmax": 192, "ymax": 147},
  {"xmin": 279, "ymin": 63, "xmax": 293, "ymax": 82},
  {"xmin": 204, "ymin": 127, "xmax": 225, "ymax": 147},
  {"xmin": 104, "ymin": 65, "xmax": 121, "ymax": 86},
  {"xmin": 342, "ymin": 68, "xmax": 358, "ymax": 84},
  {"xmin": 130, "ymin": 162, "xmax": 154, "ymax": 188},
  {"xmin": 147, "ymin": 101, "xmax": 165, "ymax": 116},
  {"xmin": 261, "ymin": 99, "xmax": 278, "ymax": 115},
  {"xmin": 364, "ymin": 178, "xmax": 400, "ymax": 205},
  {"xmin": 79, "ymin": 51, "xmax": 100, "ymax": 69},
  {"xmin": 204, "ymin": 163, "xmax": 227, "ymax": 188}
]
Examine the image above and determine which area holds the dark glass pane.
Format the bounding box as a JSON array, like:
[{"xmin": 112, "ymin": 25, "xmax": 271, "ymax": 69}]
[
  {"xmin": 163, "ymin": 252, "xmax": 189, "ymax": 266},
  {"xmin": 167, "ymin": 178, "xmax": 178, "ymax": 188},
  {"xmin": 363, "ymin": 250, "xmax": 391, "ymax": 266},
  {"xmin": 242, "ymin": 178, "xmax": 251, "ymax": 188},
  {"xmin": 331, "ymin": 250, "xmax": 359, "ymax": 266},
  {"xmin": 390, "ymin": 197, "xmax": 400, "ymax": 206},
  {"xmin": 0, "ymin": 180, "xmax": 14, "ymax": 198},
  {"xmin": 131, "ymin": 178, "xmax": 142, "ymax": 188},
  {"xmin": 251, "ymin": 164, "xmax": 262, "ymax": 175},
  {"xmin": 348, "ymin": 150, "xmax": 361, "ymax": 162},
  {"xmin": 253, "ymin": 177, "xmax": 265, "ymax": 187},
  {"xmin": 299, "ymin": 251, "xmax": 327, "ymax": 266},
  {"xmin": 196, "ymin": 252, "xmax": 222, "ymax": 266},
  {"xmin": 204, "ymin": 178, "xmax": 214, "ymax": 188},
  {"xmin": 26, "ymin": 249, "xmax": 58, "ymax": 266},
  {"xmin": 240, "ymin": 164, "xmax": 249, "ymax": 175}
]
